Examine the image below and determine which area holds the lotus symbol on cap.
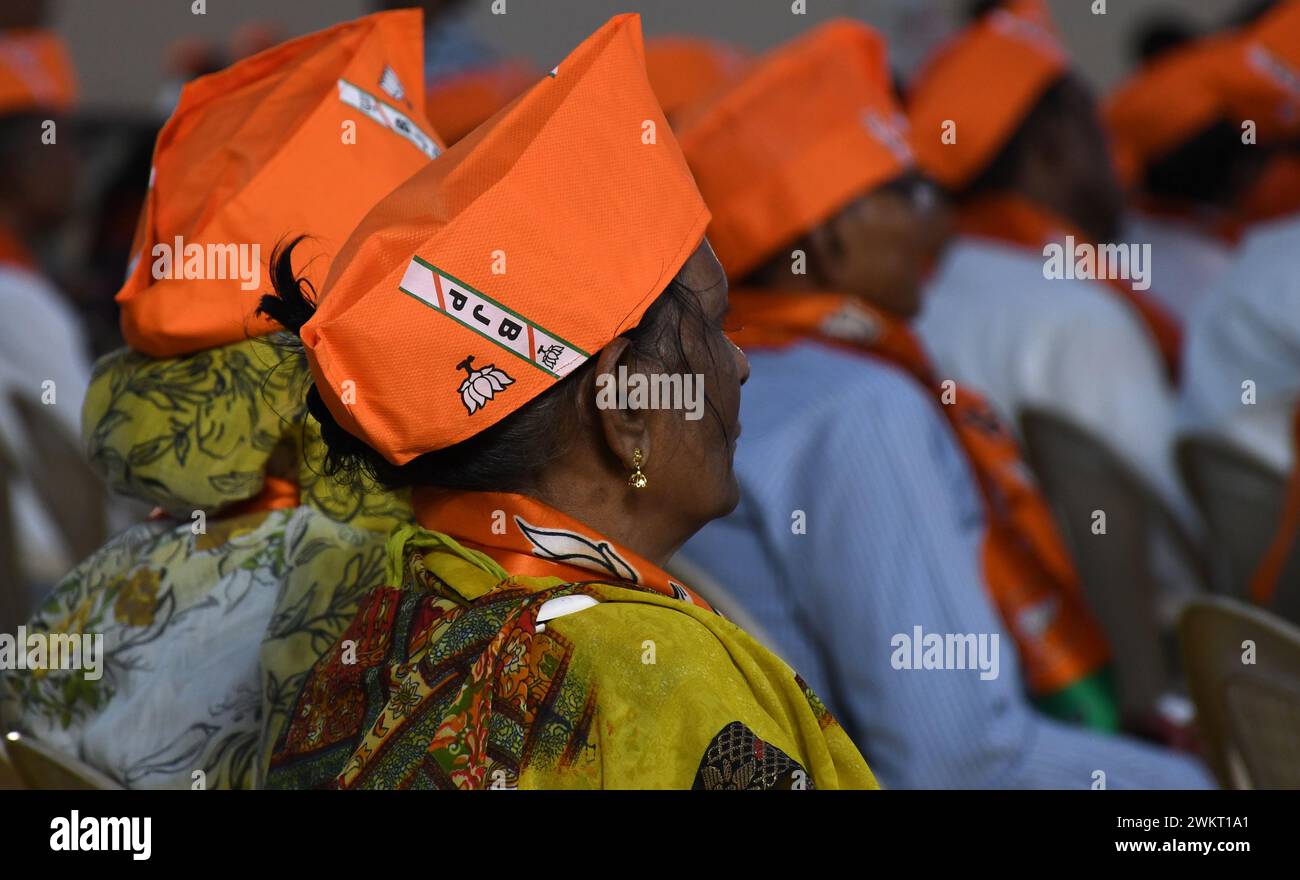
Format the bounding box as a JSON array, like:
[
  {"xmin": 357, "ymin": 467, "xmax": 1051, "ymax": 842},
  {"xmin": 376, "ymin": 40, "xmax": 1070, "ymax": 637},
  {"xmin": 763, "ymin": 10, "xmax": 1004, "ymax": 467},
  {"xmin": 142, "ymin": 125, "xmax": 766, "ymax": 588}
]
[{"xmin": 457, "ymin": 356, "xmax": 514, "ymax": 415}]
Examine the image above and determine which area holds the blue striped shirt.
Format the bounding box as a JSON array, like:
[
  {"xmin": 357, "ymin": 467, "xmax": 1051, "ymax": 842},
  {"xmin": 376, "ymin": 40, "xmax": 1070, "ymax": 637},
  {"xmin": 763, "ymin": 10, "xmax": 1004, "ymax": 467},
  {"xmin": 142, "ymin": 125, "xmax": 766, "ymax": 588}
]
[{"xmin": 682, "ymin": 342, "xmax": 1214, "ymax": 789}]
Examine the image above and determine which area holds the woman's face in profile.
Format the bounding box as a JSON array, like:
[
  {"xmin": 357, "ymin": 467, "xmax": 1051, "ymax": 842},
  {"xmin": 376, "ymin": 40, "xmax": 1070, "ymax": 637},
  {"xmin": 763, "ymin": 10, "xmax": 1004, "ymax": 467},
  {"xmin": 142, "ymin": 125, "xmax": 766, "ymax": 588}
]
[{"xmin": 643, "ymin": 238, "xmax": 749, "ymax": 532}]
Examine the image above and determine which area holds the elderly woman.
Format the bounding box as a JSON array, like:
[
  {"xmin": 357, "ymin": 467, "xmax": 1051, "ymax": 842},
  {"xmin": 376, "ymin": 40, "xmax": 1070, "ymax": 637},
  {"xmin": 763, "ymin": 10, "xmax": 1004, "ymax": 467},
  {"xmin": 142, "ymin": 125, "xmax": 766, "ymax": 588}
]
[{"xmin": 261, "ymin": 14, "xmax": 876, "ymax": 790}]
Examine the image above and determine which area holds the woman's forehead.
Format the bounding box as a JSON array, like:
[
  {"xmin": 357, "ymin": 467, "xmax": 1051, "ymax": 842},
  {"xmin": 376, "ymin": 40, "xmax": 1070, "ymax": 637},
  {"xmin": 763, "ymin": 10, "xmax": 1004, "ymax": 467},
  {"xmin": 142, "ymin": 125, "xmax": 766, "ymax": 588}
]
[{"xmin": 679, "ymin": 238, "xmax": 729, "ymax": 305}]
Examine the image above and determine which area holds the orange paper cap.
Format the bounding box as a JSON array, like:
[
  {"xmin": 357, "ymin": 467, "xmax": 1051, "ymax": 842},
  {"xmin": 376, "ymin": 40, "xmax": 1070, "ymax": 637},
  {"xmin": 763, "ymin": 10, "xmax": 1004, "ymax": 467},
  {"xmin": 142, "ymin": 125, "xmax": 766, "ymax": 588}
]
[
  {"xmin": 678, "ymin": 20, "xmax": 912, "ymax": 280},
  {"xmin": 907, "ymin": 0, "xmax": 1068, "ymax": 191},
  {"xmin": 0, "ymin": 29, "xmax": 77, "ymax": 116},
  {"xmin": 424, "ymin": 60, "xmax": 537, "ymax": 144},
  {"xmin": 645, "ymin": 36, "xmax": 749, "ymax": 119},
  {"xmin": 302, "ymin": 14, "xmax": 711, "ymax": 465},
  {"xmin": 117, "ymin": 10, "xmax": 444, "ymax": 358},
  {"xmin": 1108, "ymin": 2, "xmax": 1300, "ymax": 186},
  {"xmin": 1228, "ymin": 0, "xmax": 1300, "ymax": 141}
]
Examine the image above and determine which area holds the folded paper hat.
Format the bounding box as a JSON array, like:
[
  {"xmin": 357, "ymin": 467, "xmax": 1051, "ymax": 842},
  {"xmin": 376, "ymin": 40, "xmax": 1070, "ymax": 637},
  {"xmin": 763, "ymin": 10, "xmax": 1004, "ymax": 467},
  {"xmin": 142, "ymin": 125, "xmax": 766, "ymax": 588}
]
[
  {"xmin": 644, "ymin": 36, "xmax": 749, "ymax": 119},
  {"xmin": 302, "ymin": 14, "xmax": 711, "ymax": 465},
  {"xmin": 424, "ymin": 60, "xmax": 537, "ymax": 145},
  {"xmin": 1107, "ymin": 0, "xmax": 1300, "ymax": 187},
  {"xmin": 117, "ymin": 10, "xmax": 444, "ymax": 358},
  {"xmin": 677, "ymin": 19, "xmax": 912, "ymax": 279},
  {"xmin": 906, "ymin": 0, "xmax": 1068, "ymax": 191},
  {"xmin": 0, "ymin": 28, "xmax": 77, "ymax": 115}
]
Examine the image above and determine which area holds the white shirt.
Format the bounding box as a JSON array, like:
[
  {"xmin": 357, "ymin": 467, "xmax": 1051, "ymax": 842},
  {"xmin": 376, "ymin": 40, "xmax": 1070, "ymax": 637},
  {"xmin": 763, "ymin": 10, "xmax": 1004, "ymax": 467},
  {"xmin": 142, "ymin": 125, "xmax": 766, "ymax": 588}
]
[
  {"xmin": 1124, "ymin": 213, "xmax": 1234, "ymax": 324},
  {"xmin": 0, "ymin": 263, "xmax": 92, "ymax": 584},
  {"xmin": 916, "ymin": 237, "xmax": 1193, "ymax": 526},
  {"xmin": 1179, "ymin": 212, "xmax": 1300, "ymax": 473}
]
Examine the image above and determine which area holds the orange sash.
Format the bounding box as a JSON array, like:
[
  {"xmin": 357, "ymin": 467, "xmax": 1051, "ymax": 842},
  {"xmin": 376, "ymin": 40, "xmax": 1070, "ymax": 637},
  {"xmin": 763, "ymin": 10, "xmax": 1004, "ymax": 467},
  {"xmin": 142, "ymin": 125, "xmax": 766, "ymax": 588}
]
[
  {"xmin": 0, "ymin": 222, "xmax": 35, "ymax": 269},
  {"xmin": 412, "ymin": 489, "xmax": 713, "ymax": 612},
  {"xmin": 958, "ymin": 194, "xmax": 1183, "ymax": 380},
  {"xmin": 1251, "ymin": 405, "xmax": 1300, "ymax": 605},
  {"xmin": 727, "ymin": 289, "xmax": 1110, "ymax": 695}
]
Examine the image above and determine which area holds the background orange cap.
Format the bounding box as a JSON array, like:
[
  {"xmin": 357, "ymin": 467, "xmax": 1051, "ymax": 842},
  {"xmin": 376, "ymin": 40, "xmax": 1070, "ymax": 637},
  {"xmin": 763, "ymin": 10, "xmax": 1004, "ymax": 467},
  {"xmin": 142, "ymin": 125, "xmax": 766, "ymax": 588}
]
[
  {"xmin": 302, "ymin": 14, "xmax": 711, "ymax": 465},
  {"xmin": 424, "ymin": 59, "xmax": 538, "ymax": 145},
  {"xmin": 0, "ymin": 28, "xmax": 77, "ymax": 116},
  {"xmin": 906, "ymin": 0, "xmax": 1068, "ymax": 191},
  {"xmin": 677, "ymin": 20, "xmax": 912, "ymax": 280},
  {"xmin": 645, "ymin": 35, "xmax": 749, "ymax": 119},
  {"xmin": 117, "ymin": 10, "xmax": 444, "ymax": 358},
  {"xmin": 1108, "ymin": 1, "xmax": 1300, "ymax": 188}
]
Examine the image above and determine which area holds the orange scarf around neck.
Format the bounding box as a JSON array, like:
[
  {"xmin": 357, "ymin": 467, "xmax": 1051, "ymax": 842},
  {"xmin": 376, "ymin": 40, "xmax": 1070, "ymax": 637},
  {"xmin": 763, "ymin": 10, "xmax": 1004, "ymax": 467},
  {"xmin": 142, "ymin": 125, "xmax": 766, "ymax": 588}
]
[
  {"xmin": 0, "ymin": 222, "xmax": 35, "ymax": 269},
  {"xmin": 412, "ymin": 489, "xmax": 713, "ymax": 611},
  {"xmin": 727, "ymin": 288, "xmax": 1110, "ymax": 695},
  {"xmin": 958, "ymin": 193, "xmax": 1183, "ymax": 381}
]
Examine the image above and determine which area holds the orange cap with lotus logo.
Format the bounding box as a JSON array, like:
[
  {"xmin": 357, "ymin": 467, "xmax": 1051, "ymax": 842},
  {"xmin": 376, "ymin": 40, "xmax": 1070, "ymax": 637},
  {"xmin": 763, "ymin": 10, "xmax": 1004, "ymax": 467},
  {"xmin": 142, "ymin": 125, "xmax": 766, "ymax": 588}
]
[
  {"xmin": 676, "ymin": 20, "xmax": 912, "ymax": 280},
  {"xmin": 0, "ymin": 29, "xmax": 77, "ymax": 115},
  {"xmin": 906, "ymin": 0, "xmax": 1068, "ymax": 192},
  {"xmin": 301, "ymin": 14, "xmax": 711, "ymax": 466},
  {"xmin": 116, "ymin": 10, "xmax": 444, "ymax": 358}
]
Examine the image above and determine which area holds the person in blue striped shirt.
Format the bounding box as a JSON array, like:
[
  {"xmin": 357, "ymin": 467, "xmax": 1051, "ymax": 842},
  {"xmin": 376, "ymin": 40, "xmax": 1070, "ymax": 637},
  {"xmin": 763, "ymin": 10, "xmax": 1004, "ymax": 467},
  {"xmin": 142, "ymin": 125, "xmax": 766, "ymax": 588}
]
[{"xmin": 674, "ymin": 19, "xmax": 1214, "ymax": 788}]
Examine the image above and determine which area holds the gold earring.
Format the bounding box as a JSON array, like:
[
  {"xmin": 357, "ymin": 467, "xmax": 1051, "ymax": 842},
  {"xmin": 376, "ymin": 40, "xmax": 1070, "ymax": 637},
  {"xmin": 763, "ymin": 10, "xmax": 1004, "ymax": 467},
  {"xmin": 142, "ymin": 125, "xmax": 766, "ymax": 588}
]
[{"xmin": 628, "ymin": 448, "xmax": 648, "ymax": 489}]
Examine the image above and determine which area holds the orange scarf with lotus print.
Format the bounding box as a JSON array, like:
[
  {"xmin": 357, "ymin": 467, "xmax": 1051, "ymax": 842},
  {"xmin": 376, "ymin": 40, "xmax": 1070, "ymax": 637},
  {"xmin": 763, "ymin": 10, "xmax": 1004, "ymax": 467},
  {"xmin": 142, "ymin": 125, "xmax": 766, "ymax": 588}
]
[
  {"xmin": 412, "ymin": 489, "xmax": 713, "ymax": 611},
  {"xmin": 958, "ymin": 193, "xmax": 1183, "ymax": 381},
  {"xmin": 726, "ymin": 288, "xmax": 1109, "ymax": 696}
]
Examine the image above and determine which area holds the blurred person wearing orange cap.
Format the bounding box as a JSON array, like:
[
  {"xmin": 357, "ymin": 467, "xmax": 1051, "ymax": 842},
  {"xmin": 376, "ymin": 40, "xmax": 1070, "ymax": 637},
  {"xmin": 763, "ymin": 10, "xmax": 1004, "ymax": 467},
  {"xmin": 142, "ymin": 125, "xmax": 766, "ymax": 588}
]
[
  {"xmin": 676, "ymin": 19, "xmax": 1210, "ymax": 789},
  {"xmin": 1, "ymin": 10, "xmax": 446, "ymax": 790},
  {"xmin": 371, "ymin": 0, "xmax": 537, "ymax": 146},
  {"xmin": 1107, "ymin": 12, "xmax": 1300, "ymax": 322},
  {"xmin": 908, "ymin": 0, "xmax": 1197, "ymax": 531},
  {"xmin": 0, "ymin": 23, "xmax": 95, "ymax": 604},
  {"xmin": 1178, "ymin": 0, "xmax": 1300, "ymax": 482},
  {"xmin": 645, "ymin": 35, "xmax": 749, "ymax": 121},
  {"xmin": 263, "ymin": 15, "xmax": 876, "ymax": 790}
]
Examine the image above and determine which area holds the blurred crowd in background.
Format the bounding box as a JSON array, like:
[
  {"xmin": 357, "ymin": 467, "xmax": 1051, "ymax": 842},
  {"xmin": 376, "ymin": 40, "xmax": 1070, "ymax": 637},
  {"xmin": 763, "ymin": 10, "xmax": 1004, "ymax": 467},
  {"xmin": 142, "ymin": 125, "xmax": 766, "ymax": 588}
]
[{"xmin": 0, "ymin": 0, "xmax": 1298, "ymax": 789}]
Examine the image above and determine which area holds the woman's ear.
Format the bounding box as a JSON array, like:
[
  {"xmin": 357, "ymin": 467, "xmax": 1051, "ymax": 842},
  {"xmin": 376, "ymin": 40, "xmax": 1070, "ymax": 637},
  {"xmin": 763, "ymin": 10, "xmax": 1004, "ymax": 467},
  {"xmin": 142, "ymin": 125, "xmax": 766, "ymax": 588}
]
[{"xmin": 589, "ymin": 336, "xmax": 652, "ymax": 474}]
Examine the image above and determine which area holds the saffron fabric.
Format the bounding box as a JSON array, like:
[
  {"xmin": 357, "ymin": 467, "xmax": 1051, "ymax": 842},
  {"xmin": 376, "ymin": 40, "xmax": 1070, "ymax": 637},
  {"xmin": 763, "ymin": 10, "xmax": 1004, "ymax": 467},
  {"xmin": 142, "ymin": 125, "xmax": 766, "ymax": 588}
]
[
  {"xmin": 117, "ymin": 9, "xmax": 443, "ymax": 357},
  {"xmin": 302, "ymin": 14, "xmax": 710, "ymax": 464},
  {"xmin": 906, "ymin": 0, "xmax": 1067, "ymax": 191},
  {"xmin": 677, "ymin": 19, "xmax": 910, "ymax": 280},
  {"xmin": 423, "ymin": 60, "xmax": 536, "ymax": 144},
  {"xmin": 265, "ymin": 493, "xmax": 878, "ymax": 789},
  {"xmin": 644, "ymin": 35, "xmax": 748, "ymax": 119},
  {"xmin": 726, "ymin": 289, "xmax": 1114, "ymax": 720},
  {"xmin": 0, "ymin": 28, "xmax": 77, "ymax": 115}
]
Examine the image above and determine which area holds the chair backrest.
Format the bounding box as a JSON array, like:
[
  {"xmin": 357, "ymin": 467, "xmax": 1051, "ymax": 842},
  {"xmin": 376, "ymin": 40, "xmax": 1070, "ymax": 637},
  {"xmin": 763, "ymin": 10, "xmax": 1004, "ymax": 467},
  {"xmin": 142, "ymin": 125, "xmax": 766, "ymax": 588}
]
[
  {"xmin": 666, "ymin": 553, "xmax": 781, "ymax": 653},
  {"xmin": 1177, "ymin": 434, "xmax": 1287, "ymax": 599},
  {"xmin": 9, "ymin": 391, "xmax": 107, "ymax": 563},
  {"xmin": 0, "ymin": 737, "xmax": 27, "ymax": 790},
  {"xmin": 1019, "ymin": 406, "xmax": 1207, "ymax": 721},
  {"xmin": 2, "ymin": 732, "xmax": 122, "ymax": 790},
  {"xmin": 1179, "ymin": 597, "xmax": 1300, "ymax": 789},
  {"xmin": 1270, "ymin": 536, "xmax": 1300, "ymax": 627}
]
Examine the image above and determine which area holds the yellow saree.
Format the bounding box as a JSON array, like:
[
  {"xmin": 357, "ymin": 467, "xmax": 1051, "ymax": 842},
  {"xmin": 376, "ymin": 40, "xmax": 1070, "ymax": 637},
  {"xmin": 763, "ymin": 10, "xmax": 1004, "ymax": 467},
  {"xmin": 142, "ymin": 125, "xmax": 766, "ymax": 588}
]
[{"xmin": 265, "ymin": 493, "xmax": 878, "ymax": 789}]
